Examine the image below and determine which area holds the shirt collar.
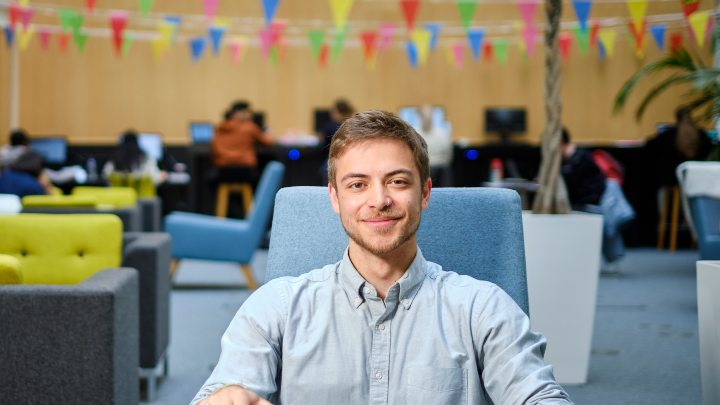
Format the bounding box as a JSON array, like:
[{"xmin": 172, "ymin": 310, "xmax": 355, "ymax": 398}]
[{"xmin": 338, "ymin": 246, "xmax": 428, "ymax": 310}]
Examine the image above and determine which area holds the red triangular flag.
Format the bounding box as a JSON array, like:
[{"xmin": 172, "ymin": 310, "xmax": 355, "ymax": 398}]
[
  {"xmin": 58, "ymin": 32, "xmax": 71, "ymax": 53},
  {"xmin": 39, "ymin": 29, "xmax": 52, "ymax": 50},
  {"xmin": 589, "ymin": 21, "xmax": 601, "ymax": 48},
  {"xmin": 400, "ymin": 0, "xmax": 420, "ymax": 31},
  {"xmin": 360, "ymin": 30, "xmax": 378, "ymax": 62},
  {"xmin": 86, "ymin": 0, "xmax": 97, "ymax": 13},
  {"xmin": 9, "ymin": 4, "xmax": 21, "ymax": 27},
  {"xmin": 628, "ymin": 19, "xmax": 647, "ymax": 49},
  {"xmin": 319, "ymin": 43, "xmax": 330, "ymax": 67},
  {"xmin": 559, "ymin": 31, "xmax": 573, "ymax": 61},
  {"xmin": 669, "ymin": 31, "xmax": 683, "ymax": 52},
  {"xmin": 110, "ymin": 12, "xmax": 128, "ymax": 56},
  {"xmin": 682, "ymin": 1, "xmax": 700, "ymax": 18},
  {"xmin": 483, "ymin": 41, "xmax": 493, "ymax": 62}
]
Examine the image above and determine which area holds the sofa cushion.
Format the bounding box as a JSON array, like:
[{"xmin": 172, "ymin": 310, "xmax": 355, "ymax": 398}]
[{"xmin": 0, "ymin": 254, "xmax": 22, "ymax": 284}]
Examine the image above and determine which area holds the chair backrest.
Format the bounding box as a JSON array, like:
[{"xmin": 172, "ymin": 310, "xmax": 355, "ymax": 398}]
[
  {"xmin": 267, "ymin": 186, "xmax": 529, "ymax": 313},
  {"xmin": 0, "ymin": 214, "xmax": 122, "ymax": 284},
  {"xmin": 248, "ymin": 161, "xmax": 286, "ymax": 230},
  {"xmin": 73, "ymin": 186, "xmax": 138, "ymax": 208}
]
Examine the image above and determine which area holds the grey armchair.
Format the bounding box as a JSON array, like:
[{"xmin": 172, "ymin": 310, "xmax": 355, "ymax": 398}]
[{"xmin": 0, "ymin": 268, "xmax": 140, "ymax": 404}]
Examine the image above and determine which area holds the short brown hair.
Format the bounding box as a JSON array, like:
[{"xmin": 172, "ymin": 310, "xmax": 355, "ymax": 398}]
[{"xmin": 328, "ymin": 110, "xmax": 429, "ymax": 187}]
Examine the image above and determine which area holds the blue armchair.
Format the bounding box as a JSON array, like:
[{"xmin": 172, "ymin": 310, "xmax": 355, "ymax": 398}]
[
  {"xmin": 164, "ymin": 161, "xmax": 285, "ymax": 290},
  {"xmin": 677, "ymin": 162, "xmax": 720, "ymax": 260},
  {"xmin": 266, "ymin": 186, "xmax": 529, "ymax": 313}
]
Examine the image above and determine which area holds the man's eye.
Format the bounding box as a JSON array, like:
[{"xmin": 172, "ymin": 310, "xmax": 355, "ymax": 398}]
[
  {"xmin": 390, "ymin": 179, "xmax": 408, "ymax": 185},
  {"xmin": 349, "ymin": 182, "xmax": 364, "ymax": 189}
]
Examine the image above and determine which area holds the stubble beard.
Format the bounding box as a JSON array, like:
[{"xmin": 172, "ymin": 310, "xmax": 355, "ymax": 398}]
[{"xmin": 341, "ymin": 208, "xmax": 421, "ymax": 256}]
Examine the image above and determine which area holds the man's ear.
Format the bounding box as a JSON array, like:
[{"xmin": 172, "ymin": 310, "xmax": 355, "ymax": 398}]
[
  {"xmin": 329, "ymin": 182, "xmax": 341, "ymax": 214},
  {"xmin": 421, "ymin": 177, "xmax": 432, "ymax": 210}
]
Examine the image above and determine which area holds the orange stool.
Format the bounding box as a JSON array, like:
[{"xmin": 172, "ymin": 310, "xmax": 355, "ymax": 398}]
[
  {"xmin": 215, "ymin": 182, "xmax": 253, "ymax": 218},
  {"xmin": 657, "ymin": 185, "xmax": 680, "ymax": 252}
]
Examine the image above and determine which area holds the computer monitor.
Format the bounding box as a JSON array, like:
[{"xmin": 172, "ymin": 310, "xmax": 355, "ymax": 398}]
[
  {"xmin": 314, "ymin": 109, "xmax": 333, "ymax": 134},
  {"xmin": 190, "ymin": 121, "xmax": 214, "ymax": 144},
  {"xmin": 398, "ymin": 105, "xmax": 447, "ymax": 132},
  {"xmin": 138, "ymin": 133, "xmax": 163, "ymax": 161},
  {"xmin": 485, "ymin": 107, "xmax": 526, "ymax": 142},
  {"xmin": 253, "ymin": 112, "xmax": 265, "ymax": 130},
  {"xmin": 30, "ymin": 137, "xmax": 67, "ymax": 165}
]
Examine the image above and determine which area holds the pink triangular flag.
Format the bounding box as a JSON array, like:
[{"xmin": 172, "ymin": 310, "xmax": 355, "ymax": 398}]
[
  {"xmin": 452, "ymin": 41, "xmax": 464, "ymax": 68},
  {"xmin": 229, "ymin": 41, "xmax": 244, "ymax": 63},
  {"xmin": 378, "ymin": 23, "xmax": 395, "ymax": 50},
  {"xmin": 39, "ymin": 28, "xmax": 51, "ymax": 50},
  {"xmin": 19, "ymin": 7, "xmax": 34, "ymax": 29},
  {"xmin": 517, "ymin": 0, "xmax": 539, "ymax": 25},
  {"xmin": 204, "ymin": 0, "xmax": 219, "ymax": 21},
  {"xmin": 258, "ymin": 27, "xmax": 275, "ymax": 57},
  {"xmin": 521, "ymin": 23, "xmax": 538, "ymax": 56}
]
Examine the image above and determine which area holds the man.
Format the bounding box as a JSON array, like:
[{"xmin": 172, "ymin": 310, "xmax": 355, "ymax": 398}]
[{"xmin": 193, "ymin": 110, "xmax": 572, "ymax": 404}]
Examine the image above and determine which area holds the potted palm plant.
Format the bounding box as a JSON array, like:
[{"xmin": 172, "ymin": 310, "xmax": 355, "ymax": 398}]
[{"xmin": 521, "ymin": 0, "xmax": 604, "ymax": 385}]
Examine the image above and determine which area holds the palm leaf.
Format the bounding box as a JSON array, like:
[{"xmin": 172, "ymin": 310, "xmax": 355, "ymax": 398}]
[{"xmin": 633, "ymin": 73, "xmax": 696, "ymax": 120}]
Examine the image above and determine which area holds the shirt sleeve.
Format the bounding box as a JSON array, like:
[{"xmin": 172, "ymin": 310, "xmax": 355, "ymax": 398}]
[
  {"xmin": 191, "ymin": 278, "xmax": 289, "ymax": 404},
  {"xmin": 475, "ymin": 285, "xmax": 573, "ymax": 404}
]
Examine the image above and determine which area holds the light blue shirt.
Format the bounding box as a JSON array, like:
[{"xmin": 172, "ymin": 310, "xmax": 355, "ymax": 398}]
[{"xmin": 193, "ymin": 248, "xmax": 572, "ymax": 404}]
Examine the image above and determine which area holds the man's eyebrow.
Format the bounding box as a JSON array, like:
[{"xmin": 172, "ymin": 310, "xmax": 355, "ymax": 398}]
[
  {"xmin": 340, "ymin": 173, "xmax": 369, "ymax": 183},
  {"xmin": 386, "ymin": 169, "xmax": 414, "ymax": 178},
  {"xmin": 340, "ymin": 169, "xmax": 414, "ymax": 183}
]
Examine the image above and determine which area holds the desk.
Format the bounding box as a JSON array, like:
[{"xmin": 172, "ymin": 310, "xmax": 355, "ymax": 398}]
[{"xmin": 483, "ymin": 179, "xmax": 539, "ymax": 209}]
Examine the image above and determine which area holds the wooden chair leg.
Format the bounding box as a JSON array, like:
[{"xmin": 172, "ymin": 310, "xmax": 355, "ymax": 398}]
[
  {"xmin": 169, "ymin": 259, "xmax": 179, "ymax": 280},
  {"xmin": 241, "ymin": 184, "xmax": 254, "ymax": 216},
  {"xmin": 216, "ymin": 184, "xmax": 229, "ymax": 218},
  {"xmin": 657, "ymin": 187, "xmax": 669, "ymax": 250},
  {"xmin": 240, "ymin": 264, "xmax": 257, "ymax": 290},
  {"xmin": 669, "ymin": 186, "xmax": 680, "ymax": 253}
]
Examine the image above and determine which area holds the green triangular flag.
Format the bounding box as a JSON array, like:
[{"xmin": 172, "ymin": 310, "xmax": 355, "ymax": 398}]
[
  {"xmin": 69, "ymin": 13, "xmax": 85, "ymax": 36},
  {"xmin": 58, "ymin": 8, "xmax": 76, "ymax": 32},
  {"xmin": 74, "ymin": 31, "xmax": 89, "ymax": 52},
  {"xmin": 456, "ymin": 0, "xmax": 477, "ymax": 31},
  {"xmin": 269, "ymin": 45, "xmax": 279, "ymax": 66},
  {"xmin": 331, "ymin": 26, "xmax": 348, "ymax": 61},
  {"xmin": 572, "ymin": 26, "xmax": 589, "ymax": 54},
  {"xmin": 139, "ymin": 0, "xmax": 154, "ymax": 17},
  {"xmin": 308, "ymin": 29, "xmax": 325, "ymax": 59},
  {"xmin": 122, "ymin": 33, "xmax": 133, "ymax": 56},
  {"xmin": 494, "ymin": 38, "xmax": 508, "ymax": 64}
]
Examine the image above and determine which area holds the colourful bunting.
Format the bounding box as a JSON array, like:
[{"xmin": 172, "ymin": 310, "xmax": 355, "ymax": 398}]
[
  {"xmin": 58, "ymin": 8, "xmax": 75, "ymax": 32},
  {"xmin": 681, "ymin": 0, "xmax": 700, "ymax": 18},
  {"xmin": 598, "ymin": 29, "xmax": 616, "ymax": 57},
  {"xmin": 151, "ymin": 38, "xmax": 165, "ymax": 60},
  {"xmin": 400, "ymin": 0, "xmax": 420, "ymax": 31},
  {"xmin": 411, "ymin": 28, "xmax": 431, "ymax": 64},
  {"xmin": 378, "ymin": 23, "xmax": 396, "ymax": 50},
  {"xmin": 39, "ymin": 28, "xmax": 51, "ymax": 50},
  {"xmin": 58, "ymin": 32, "xmax": 70, "ymax": 52},
  {"xmin": 330, "ymin": 0, "xmax": 354, "ymax": 31},
  {"xmin": 263, "ymin": 0, "xmax": 281, "ymax": 26},
  {"xmin": 360, "ymin": 30, "xmax": 378, "ymax": 67},
  {"xmin": 190, "ymin": 37, "xmax": 206, "ymax": 61},
  {"xmin": 466, "ymin": 28, "xmax": 484, "ymax": 60},
  {"xmin": 456, "ymin": 0, "xmax": 477, "ymax": 31},
  {"xmin": 689, "ymin": 10, "xmax": 710, "ymax": 47},
  {"xmin": 8, "ymin": 4, "xmax": 21, "ymax": 28},
  {"xmin": 204, "ymin": 0, "xmax": 219, "ymax": 22},
  {"xmin": 517, "ymin": 0, "xmax": 539, "ymax": 26},
  {"xmin": 140, "ymin": 0, "xmax": 154, "ymax": 18},
  {"xmin": 650, "ymin": 24, "xmax": 665, "ymax": 50},
  {"xmin": 331, "ymin": 26, "xmax": 347, "ymax": 60},
  {"xmin": 209, "ymin": 26, "xmax": 226, "ymax": 55},
  {"xmin": 158, "ymin": 22, "xmax": 175, "ymax": 48},
  {"xmin": 559, "ymin": 31, "xmax": 572, "ymax": 61},
  {"xmin": 626, "ymin": 0, "xmax": 648, "ymax": 29},
  {"xmin": 589, "ymin": 21, "xmax": 601, "ymax": 48},
  {"xmin": 493, "ymin": 38, "xmax": 508, "ymax": 64},
  {"xmin": 521, "ymin": 23, "xmax": 539, "ymax": 56},
  {"xmin": 308, "ymin": 30, "xmax": 326, "ymax": 59},
  {"xmin": 258, "ymin": 27, "xmax": 275, "ymax": 57},
  {"xmin": 628, "ymin": 20, "xmax": 647, "ymax": 51},
  {"xmin": 451, "ymin": 41, "xmax": 464, "ymax": 68},
  {"xmin": 572, "ymin": 26, "xmax": 589, "ymax": 53},
  {"xmin": 597, "ymin": 40, "xmax": 606, "ymax": 60},
  {"xmin": 319, "ymin": 43, "xmax": 330, "ymax": 67},
  {"xmin": 86, "ymin": 0, "xmax": 96, "ymax": 14},
  {"xmin": 424, "ymin": 23, "xmax": 441, "ymax": 51},
  {"xmin": 228, "ymin": 37, "xmax": 246, "ymax": 63},
  {"xmin": 19, "ymin": 7, "xmax": 34, "ymax": 30},
  {"xmin": 4, "ymin": 27, "xmax": 14, "ymax": 48},
  {"xmin": 109, "ymin": 11, "xmax": 128, "ymax": 56},
  {"xmin": 406, "ymin": 40, "xmax": 418, "ymax": 68},
  {"xmin": 74, "ymin": 31, "xmax": 89, "ymax": 52},
  {"xmin": 572, "ymin": 0, "xmax": 592, "ymax": 33},
  {"xmin": 122, "ymin": 32, "xmax": 133, "ymax": 56},
  {"xmin": 18, "ymin": 0, "xmax": 29, "ymax": 6},
  {"xmin": 482, "ymin": 41, "xmax": 493, "ymax": 62}
]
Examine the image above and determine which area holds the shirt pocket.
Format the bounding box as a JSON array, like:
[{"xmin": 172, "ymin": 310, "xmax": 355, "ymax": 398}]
[{"xmin": 405, "ymin": 366, "xmax": 467, "ymax": 404}]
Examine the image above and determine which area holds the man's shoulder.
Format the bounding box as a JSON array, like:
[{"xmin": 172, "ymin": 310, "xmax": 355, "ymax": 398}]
[
  {"xmin": 263, "ymin": 262, "xmax": 340, "ymax": 290},
  {"xmin": 425, "ymin": 262, "xmax": 504, "ymax": 296}
]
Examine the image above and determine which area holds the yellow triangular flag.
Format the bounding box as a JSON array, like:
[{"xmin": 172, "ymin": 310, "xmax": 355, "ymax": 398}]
[
  {"xmin": 626, "ymin": 0, "xmax": 648, "ymax": 29},
  {"xmin": 330, "ymin": 0, "xmax": 354, "ymax": 30},
  {"xmin": 598, "ymin": 29, "xmax": 616, "ymax": 57},
  {"xmin": 213, "ymin": 17, "xmax": 232, "ymax": 28},
  {"xmin": 158, "ymin": 22, "xmax": 175, "ymax": 47},
  {"xmin": 19, "ymin": 25, "xmax": 34, "ymax": 50},
  {"xmin": 689, "ymin": 10, "xmax": 710, "ymax": 48},
  {"xmin": 411, "ymin": 29, "xmax": 431, "ymax": 64},
  {"xmin": 19, "ymin": 0, "xmax": 29, "ymax": 6},
  {"xmin": 445, "ymin": 43, "xmax": 455, "ymax": 65},
  {"xmin": 151, "ymin": 38, "xmax": 166, "ymax": 60}
]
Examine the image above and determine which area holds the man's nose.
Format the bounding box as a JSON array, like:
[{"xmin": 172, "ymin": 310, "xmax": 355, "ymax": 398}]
[{"xmin": 368, "ymin": 186, "xmax": 392, "ymax": 209}]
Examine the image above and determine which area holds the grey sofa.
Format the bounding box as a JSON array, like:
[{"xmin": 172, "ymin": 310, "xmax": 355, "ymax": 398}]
[
  {"xmin": 0, "ymin": 268, "xmax": 140, "ymax": 404},
  {"xmin": 22, "ymin": 205, "xmax": 143, "ymax": 232}
]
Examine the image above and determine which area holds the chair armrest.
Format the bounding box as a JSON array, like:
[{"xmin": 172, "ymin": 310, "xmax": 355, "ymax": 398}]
[
  {"xmin": 122, "ymin": 232, "xmax": 172, "ymax": 368},
  {"xmin": 139, "ymin": 197, "xmax": 162, "ymax": 232},
  {"xmin": 0, "ymin": 268, "xmax": 139, "ymax": 404}
]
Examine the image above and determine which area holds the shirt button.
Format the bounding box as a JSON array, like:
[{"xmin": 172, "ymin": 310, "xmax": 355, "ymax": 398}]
[
  {"xmin": 364, "ymin": 287, "xmax": 371, "ymax": 294},
  {"xmin": 377, "ymin": 324, "xmax": 385, "ymax": 331},
  {"xmin": 354, "ymin": 297, "xmax": 362, "ymax": 305},
  {"xmin": 375, "ymin": 371, "xmax": 383, "ymax": 380}
]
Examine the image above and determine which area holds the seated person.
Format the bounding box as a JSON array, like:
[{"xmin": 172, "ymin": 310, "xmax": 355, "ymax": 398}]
[
  {"xmin": 103, "ymin": 130, "xmax": 166, "ymax": 186},
  {"xmin": 417, "ymin": 104, "xmax": 453, "ymax": 187},
  {"xmin": 192, "ymin": 110, "xmax": 572, "ymax": 405},
  {"xmin": 0, "ymin": 145, "xmax": 50, "ymax": 197},
  {"xmin": 210, "ymin": 101, "xmax": 274, "ymax": 186},
  {"xmin": 0, "ymin": 129, "xmax": 31, "ymax": 169}
]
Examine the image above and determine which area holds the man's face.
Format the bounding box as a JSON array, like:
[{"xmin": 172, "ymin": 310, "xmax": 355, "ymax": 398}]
[{"xmin": 329, "ymin": 138, "xmax": 431, "ymax": 257}]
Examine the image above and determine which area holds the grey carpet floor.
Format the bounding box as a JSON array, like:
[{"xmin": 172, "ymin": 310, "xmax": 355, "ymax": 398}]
[{"xmin": 147, "ymin": 248, "xmax": 702, "ymax": 405}]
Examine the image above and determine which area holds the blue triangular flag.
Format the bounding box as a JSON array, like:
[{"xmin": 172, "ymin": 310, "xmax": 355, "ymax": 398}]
[
  {"xmin": 406, "ymin": 41, "xmax": 418, "ymax": 69},
  {"xmin": 572, "ymin": 0, "xmax": 592, "ymax": 33},
  {"xmin": 208, "ymin": 26, "xmax": 225, "ymax": 56},
  {"xmin": 4, "ymin": 26, "xmax": 14, "ymax": 47},
  {"xmin": 650, "ymin": 24, "xmax": 666, "ymax": 51},
  {"xmin": 263, "ymin": 0, "xmax": 281, "ymax": 26},
  {"xmin": 423, "ymin": 23, "xmax": 441, "ymax": 51},
  {"xmin": 164, "ymin": 15, "xmax": 182, "ymax": 26},
  {"xmin": 597, "ymin": 39, "xmax": 606, "ymax": 61},
  {"xmin": 190, "ymin": 37, "xmax": 206, "ymax": 61},
  {"xmin": 467, "ymin": 28, "xmax": 484, "ymax": 60}
]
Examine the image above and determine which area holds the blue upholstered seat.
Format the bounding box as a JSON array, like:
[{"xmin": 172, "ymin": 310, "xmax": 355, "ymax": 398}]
[
  {"xmin": 266, "ymin": 186, "xmax": 529, "ymax": 314},
  {"xmin": 164, "ymin": 161, "xmax": 285, "ymax": 288},
  {"xmin": 691, "ymin": 197, "xmax": 720, "ymax": 260}
]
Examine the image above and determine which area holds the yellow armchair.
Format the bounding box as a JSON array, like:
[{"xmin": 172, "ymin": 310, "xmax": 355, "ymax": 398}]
[{"xmin": 73, "ymin": 186, "xmax": 138, "ymax": 208}]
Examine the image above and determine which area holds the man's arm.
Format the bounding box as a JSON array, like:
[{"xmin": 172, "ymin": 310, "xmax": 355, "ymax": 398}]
[
  {"xmin": 191, "ymin": 279, "xmax": 288, "ymax": 405},
  {"xmin": 475, "ymin": 285, "xmax": 573, "ymax": 404}
]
